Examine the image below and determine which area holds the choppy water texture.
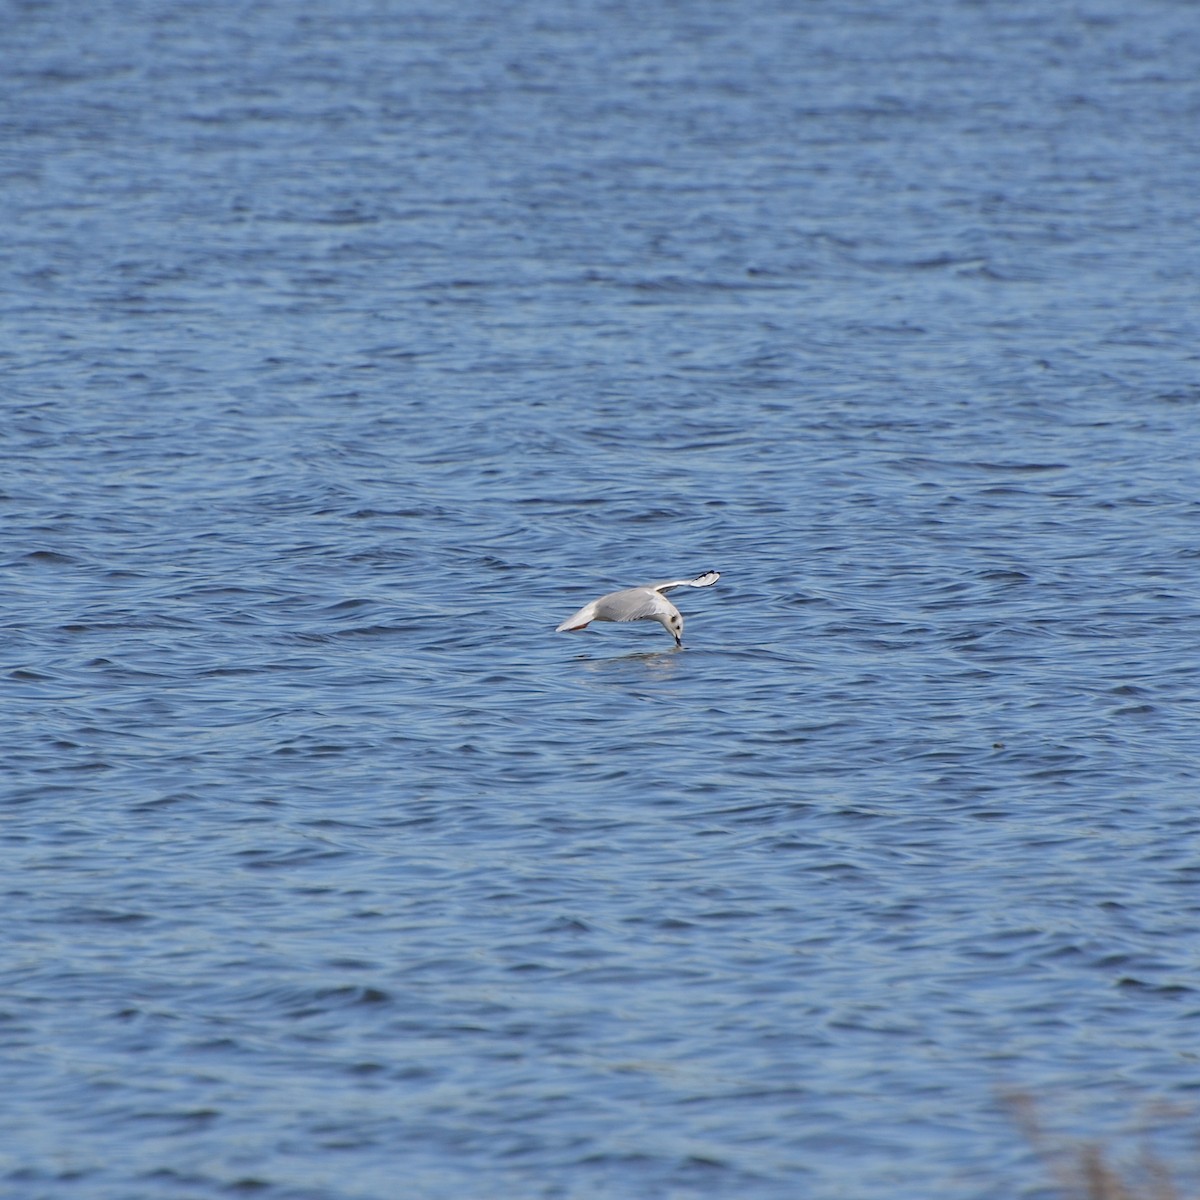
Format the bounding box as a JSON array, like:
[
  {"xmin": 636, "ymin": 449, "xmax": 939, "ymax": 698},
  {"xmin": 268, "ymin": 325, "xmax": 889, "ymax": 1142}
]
[{"xmin": 5, "ymin": 1, "xmax": 1200, "ymax": 1197}]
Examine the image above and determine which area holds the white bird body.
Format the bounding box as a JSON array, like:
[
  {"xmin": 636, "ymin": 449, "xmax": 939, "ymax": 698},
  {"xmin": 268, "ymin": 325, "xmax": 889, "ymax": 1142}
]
[{"xmin": 555, "ymin": 570, "xmax": 720, "ymax": 647}]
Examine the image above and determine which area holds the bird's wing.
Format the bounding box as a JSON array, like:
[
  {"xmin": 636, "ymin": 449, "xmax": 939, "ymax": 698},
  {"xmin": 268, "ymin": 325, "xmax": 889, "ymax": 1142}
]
[
  {"xmin": 650, "ymin": 570, "xmax": 720, "ymax": 594},
  {"xmin": 556, "ymin": 599, "xmax": 599, "ymax": 631},
  {"xmin": 595, "ymin": 587, "xmax": 674, "ymax": 622}
]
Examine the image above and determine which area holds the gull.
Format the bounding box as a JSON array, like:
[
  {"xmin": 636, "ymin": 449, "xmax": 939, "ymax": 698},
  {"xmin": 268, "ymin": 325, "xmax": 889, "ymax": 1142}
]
[{"xmin": 555, "ymin": 570, "xmax": 720, "ymax": 647}]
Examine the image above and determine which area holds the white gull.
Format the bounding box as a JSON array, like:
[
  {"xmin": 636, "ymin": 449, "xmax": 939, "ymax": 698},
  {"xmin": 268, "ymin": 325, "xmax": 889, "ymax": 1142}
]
[{"xmin": 555, "ymin": 570, "xmax": 720, "ymax": 648}]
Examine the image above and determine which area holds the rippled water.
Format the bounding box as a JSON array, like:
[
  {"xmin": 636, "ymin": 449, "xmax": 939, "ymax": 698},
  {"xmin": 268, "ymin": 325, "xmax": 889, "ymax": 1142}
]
[{"xmin": 5, "ymin": 1, "xmax": 1200, "ymax": 1197}]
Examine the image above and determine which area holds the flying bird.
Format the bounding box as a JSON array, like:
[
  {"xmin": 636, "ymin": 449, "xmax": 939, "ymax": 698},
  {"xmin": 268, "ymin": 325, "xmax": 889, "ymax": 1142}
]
[{"xmin": 555, "ymin": 570, "xmax": 720, "ymax": 647}]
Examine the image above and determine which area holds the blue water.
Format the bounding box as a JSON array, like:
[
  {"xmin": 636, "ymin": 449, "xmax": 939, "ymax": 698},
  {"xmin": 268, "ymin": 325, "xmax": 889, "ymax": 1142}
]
[{"xmin": 5, "ymin": 1, "xmax": 1200, "ymax": 1197}]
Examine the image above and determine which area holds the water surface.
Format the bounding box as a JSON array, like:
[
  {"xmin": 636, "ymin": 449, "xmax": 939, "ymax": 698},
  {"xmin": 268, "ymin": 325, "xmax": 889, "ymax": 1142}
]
[{"xmin": 5, "ymin": 1, "xmax": 1200, "ymax": 1197}]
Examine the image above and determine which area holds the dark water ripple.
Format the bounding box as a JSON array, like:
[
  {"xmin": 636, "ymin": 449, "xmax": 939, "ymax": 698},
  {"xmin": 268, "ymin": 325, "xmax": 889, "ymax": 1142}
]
[{"xmin": 5, "ymin": 0, "xmax": 1200, "ymax": 1197}]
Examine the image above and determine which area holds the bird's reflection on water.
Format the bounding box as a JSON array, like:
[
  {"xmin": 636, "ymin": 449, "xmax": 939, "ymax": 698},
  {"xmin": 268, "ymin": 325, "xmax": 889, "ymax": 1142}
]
[{"xmin": 574, "ymin": 644, "xmax": 684, "ymax": 675}]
